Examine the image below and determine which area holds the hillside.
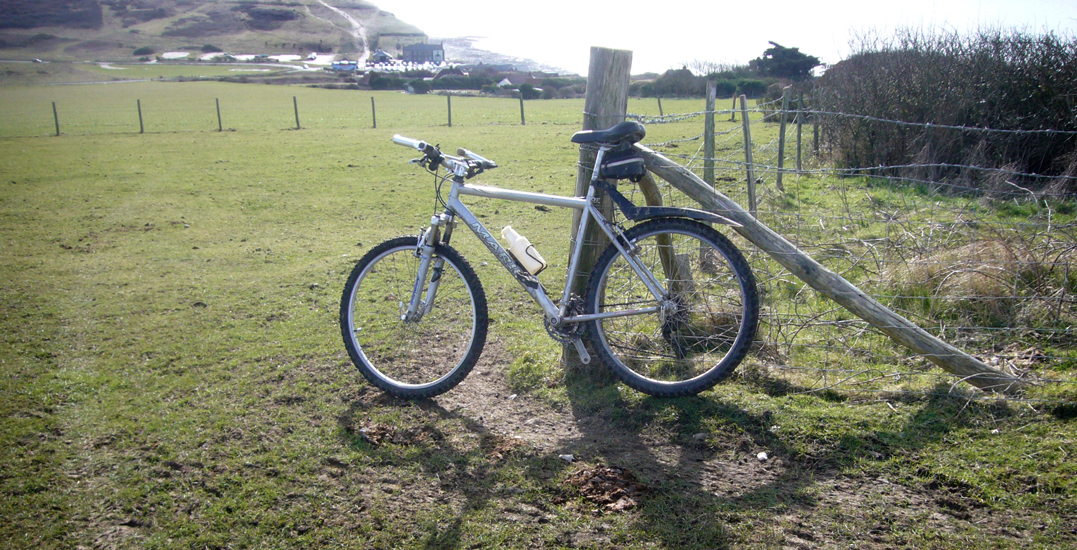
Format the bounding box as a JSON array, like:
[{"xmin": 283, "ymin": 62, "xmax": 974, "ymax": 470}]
[{"xmin": 0, "ymin": 0, "xmax": 423, "ymax": 62}]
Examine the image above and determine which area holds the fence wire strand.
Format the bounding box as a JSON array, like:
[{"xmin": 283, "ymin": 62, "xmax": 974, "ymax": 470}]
[{"xmin": 627, "ymin": 99, "xmax": 1077, "ymax": 404}]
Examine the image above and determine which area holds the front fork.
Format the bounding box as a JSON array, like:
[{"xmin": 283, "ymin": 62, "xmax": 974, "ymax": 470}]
[{"xmin": 403, "ymin": 213, "xmax": 455, "ymax": 322}]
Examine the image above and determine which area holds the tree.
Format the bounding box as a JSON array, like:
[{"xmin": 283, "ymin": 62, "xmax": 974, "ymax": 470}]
[
  {"xmin": 518, "ymin": 83, "xmax": 541, "ymax": 100},
  {"xmin": 748, "ymin": 42, "xmax": 820, "ymax": 81}
]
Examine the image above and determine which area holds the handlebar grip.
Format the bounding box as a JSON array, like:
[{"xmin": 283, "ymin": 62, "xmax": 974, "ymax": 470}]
[
  {"xmin": 392, "ymin": 134, "xmax": 427, "ymax": 151},
  {"xmin": 457, "ymin": 147, "xmax": 498, "ymax": 169}
]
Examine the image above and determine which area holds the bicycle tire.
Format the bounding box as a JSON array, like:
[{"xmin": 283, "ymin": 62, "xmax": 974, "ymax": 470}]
[
  {"xmin": 583, "ymin": 218, "xmax": 758, "ymax": 397},
  {"xmin": 340, "ymin": 236, "xmax": 488, "ymax": 399}
]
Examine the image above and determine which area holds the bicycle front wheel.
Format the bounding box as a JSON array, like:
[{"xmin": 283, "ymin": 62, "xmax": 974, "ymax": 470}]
[
  {"xmin": 584, "ymin": 218, "xmax": 758, "ymax": 397},
  {"xmin": 340, "ymin": 236, "xmax": 488, "ymax": 399}
]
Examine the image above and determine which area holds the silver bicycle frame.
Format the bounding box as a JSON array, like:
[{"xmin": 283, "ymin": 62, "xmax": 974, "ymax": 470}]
[{"xmin": 403, "ymin": 147, "xmax": 669, "ymax": 360}]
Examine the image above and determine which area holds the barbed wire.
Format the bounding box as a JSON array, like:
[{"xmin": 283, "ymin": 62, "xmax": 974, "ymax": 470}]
[{"xmin": 623, "ymin": 104, "xmax": 1077, "ymax": 404}]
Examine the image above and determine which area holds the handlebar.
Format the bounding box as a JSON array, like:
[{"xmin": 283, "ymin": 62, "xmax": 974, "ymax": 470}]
[
  {"xmin": 391, "ymin": 134, "xmax": 497, "ymax": 177},
  {"xmin": 457, "ymin": 147, "xmax": 497, "ymax": 169},
  {"xmin": 392, "ymin": 134, "xmax": 429, "ymax": 151}
]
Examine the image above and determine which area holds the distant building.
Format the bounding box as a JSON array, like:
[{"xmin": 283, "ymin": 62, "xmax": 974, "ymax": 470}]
[
  {"xmin": 368, "ymin": 50, "xmax": 394, "ymax": 64},
  {"xmin": 402, "ymin": 43, "xmax": 444, "ymax": 64},
  {"xmin": 433, "ymin": 67, "xmax": 466, "ymax": 80},
  {"xmin": 497, "ymin": 74, "xmax": 542, "ymax": 87}
]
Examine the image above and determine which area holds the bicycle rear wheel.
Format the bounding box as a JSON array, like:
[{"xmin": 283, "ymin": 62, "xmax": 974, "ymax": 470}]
[
  {"xmin": 340, "ymin": 236, "xmax": 488, "ymax": 399},
  {"xmin": 584, "ymin": 218, "xmax": 758, "ymax": 397}
]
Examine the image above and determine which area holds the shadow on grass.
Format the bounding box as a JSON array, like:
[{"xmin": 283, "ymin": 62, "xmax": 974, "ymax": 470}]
[
  {"xmin": 334, "ymin": 365, "xmax": 1014, "ymax": 549},
  {"xmin": 337, "ymin": 393, "xmax": 577, "ymax": 549},
  {"xmin": 555, "ymin": 364, "xmax": 1015, "ymax": 548}
]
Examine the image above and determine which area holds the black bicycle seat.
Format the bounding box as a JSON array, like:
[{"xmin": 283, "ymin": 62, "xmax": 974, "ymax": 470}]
[{"xmin": 570, "ymin": 120, "xmax": 646, "ymax": 145}]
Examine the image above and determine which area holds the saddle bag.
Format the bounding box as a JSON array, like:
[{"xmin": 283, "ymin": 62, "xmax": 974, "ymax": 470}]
[{"xmin": 599, "ymin": 147, "xmax": 646, "ymax": 182}]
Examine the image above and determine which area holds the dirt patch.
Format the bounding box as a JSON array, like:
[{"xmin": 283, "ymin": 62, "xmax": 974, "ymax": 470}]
[{"xmin": 562, "ymin": 465, "xmax": 646, "ymax": 512}]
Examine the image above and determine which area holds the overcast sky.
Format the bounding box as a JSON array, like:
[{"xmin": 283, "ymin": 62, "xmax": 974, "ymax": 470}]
[{"xmin": 372, "ymin": 0, "xmax": 1077, "ymax": 75}]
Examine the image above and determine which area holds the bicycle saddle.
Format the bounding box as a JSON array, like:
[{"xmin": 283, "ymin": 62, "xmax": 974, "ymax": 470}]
[{"xmin": 570, "ymin": 120, "xmax": 646, "ymax": 145}]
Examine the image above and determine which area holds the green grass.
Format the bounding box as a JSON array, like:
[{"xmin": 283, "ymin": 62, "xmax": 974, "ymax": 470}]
[{"xmin": 2, "ymin": 80, "xmax": 1076, "ymax": 548}]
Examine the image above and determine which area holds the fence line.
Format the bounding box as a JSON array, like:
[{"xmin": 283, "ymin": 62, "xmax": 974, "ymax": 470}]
[
  {"xmin": 0, "ymin": 89, "xmax": 601, "ymax": 138},
  {"xmin": 4, "ymin": 85, "xmax": 1074, "ymax": 403}
]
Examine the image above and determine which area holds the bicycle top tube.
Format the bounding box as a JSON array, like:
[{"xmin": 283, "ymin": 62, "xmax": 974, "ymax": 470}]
[{"xmin": 391, "ymin": 121, "xmax": 646, "ymax": 180}]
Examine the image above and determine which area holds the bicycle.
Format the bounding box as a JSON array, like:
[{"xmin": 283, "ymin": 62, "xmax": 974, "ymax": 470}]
[{"xmin": 340, "ymin": 121, "xmax": 759, "ymax": 399}]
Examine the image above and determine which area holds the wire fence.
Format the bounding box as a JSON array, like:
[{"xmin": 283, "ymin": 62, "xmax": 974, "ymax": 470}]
[
  {"xmin": 4, "ymin": 81, "xmax": 1073, "ymax": 404},
  {"xmin": 0, "ymin": 83, "xmax": 622, "ymax": 138},
  {"xmin": 625, "ymin": 98, "xmax": 1077, "ymax": 405}
]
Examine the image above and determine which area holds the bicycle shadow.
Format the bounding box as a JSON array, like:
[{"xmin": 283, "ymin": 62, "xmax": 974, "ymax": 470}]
[
  {"xmin": 336, "ymin": 388, "xmax": 582, "ymax": 549},
  {"xmin": 556, "ymin": 366, "xmax": 1014, "ymax": 547},
  {"xmin": 334, "ymin": 363, "xmax": 1008, "ymax": 548}
]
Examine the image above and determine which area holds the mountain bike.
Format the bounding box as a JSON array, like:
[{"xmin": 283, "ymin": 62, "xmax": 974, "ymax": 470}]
[{"xmin": 340, "ymin": 121, "xmax": 758, "ymax": 399}]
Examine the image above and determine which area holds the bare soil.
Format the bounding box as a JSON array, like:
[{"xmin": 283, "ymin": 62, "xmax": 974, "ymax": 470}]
[{"xmin": 390, "ymin": 347, "xmax": 1047, "ymax": 548}]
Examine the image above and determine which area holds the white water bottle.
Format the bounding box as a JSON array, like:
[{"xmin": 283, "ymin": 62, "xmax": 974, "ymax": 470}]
[{"xmin": 501, "ymin": 226, "xmax": 547, "ymax": 275}]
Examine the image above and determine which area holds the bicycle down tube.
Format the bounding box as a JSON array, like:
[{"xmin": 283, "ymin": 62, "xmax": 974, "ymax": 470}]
[{"xmin": 439, "ymin": 152, "xmax": 667, "ymax": 326}]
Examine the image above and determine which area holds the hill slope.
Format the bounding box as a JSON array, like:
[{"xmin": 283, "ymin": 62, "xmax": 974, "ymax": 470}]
[{"xmin": 0, "ymin": 0, "xmax": 423, "ymax": 62}]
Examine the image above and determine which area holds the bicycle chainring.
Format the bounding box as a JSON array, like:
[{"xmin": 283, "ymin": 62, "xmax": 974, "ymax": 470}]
[{"xmin": 544, "ymin": 294, "xmax": 585, "ymax": 344}]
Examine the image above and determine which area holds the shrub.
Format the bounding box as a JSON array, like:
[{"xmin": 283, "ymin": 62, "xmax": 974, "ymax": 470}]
[
  {"xmin": 132, "ymin": 46, "xmax": 154, "ymax": 56},
  {"xmin": 815, "ymin": 28, "xmax": 1077, "ymax": 193},
  {"xmin": 407, "ymin": 79, "xmax": 431, "ymax": 94}
]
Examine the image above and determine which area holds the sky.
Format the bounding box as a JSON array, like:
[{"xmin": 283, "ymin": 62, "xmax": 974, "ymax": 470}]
[{"xmin": 371, "ymin": 0, "xmax": 1077, "ymax": 75}]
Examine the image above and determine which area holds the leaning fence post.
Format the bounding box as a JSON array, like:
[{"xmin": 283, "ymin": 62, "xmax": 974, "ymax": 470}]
[
  {"xmin": 216, "ymin": 98, "xmax": 222, "ymax": 132},
  {"xmin": 519, "ymin": 96, "xmax": 526, "ymax": 126},
  {"xmin": 657, "ymin": 96, "xmax": 663, "ymax": 116},
  {"xmin": 137, "ymin": 99, "xmax": 144, "ymax": 134},
  {"xmin": 776, "ymin": 86, "xmax": 789, "ymax": 192},
  {"xmin": 636, "ymin": 145, "xmax": 1027, "ymax": 394},
  {"xmin": 739, "ymin": 94, "xmax": 757, "ymax": 217},
  {"xmin": 52, "ymin": 101, "xmax": 60, "ymax": 136},
  {"xmin": 293, "ymin": 96, "xmax": 301, "ymax": 130}
]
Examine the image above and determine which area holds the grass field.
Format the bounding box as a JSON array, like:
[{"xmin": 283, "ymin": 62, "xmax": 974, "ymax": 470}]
[{"xmin": 2, "ymin": 80, "xmax": 1075, "ymax": 548}]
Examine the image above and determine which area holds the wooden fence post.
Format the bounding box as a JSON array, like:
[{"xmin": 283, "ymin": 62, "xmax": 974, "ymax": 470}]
[
  {"xmin": 704, "ymin": 81, "xmax": 717, "ymax": 186},
  {"xmin": 52, "ymin": 101, "xmax": 60, "ymax": 137},
  {"xmin": 293, "ymin": 96, "xmax": 301, "ymax": 130},
  {"xmin": 812, "ymin": 91, "xmax": 819, "ymax": 155},
  {"xmin": 566, "ymin": 46, "xmax": 633, "ymax": 372},
  {"xmin": 657, "ymin": 97, "xmax": 663, "ymax": 116},
  {"xmin": 636, "ymin": 146, "xmax": 1027, "ymax": 394},
  {"xmin": 776, "ymin": 86, "xmax": 789, "ymax": 192},
  {"xmin": 371, "ymin": 97, "xmax": 377, "ymax": 129},
  {"xmin": 796, "ymin": 92, "xmax": 803, "ymax": 173},
  {"xmin": 137, "ymin": 99, "xmax": 144, "ymax": 134},
  {"xmin": 739, "ymin": 94, "xmax": 757, "ymax": 216},
  {"xmin": 447, "ymin": 95, "xmax": 452, "ymax": 127},
  {"xmin": 519, "ymin": 96, "xmax": 526, "ymax": 125},
  {"xmin": 216, "ymin": 98, "xmax": 222, "ymax": 132}
]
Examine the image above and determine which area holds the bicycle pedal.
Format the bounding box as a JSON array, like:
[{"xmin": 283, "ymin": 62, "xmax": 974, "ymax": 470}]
[{"xmin": 572, "ymin": 339, "xmax": 591, "ymax": 364}]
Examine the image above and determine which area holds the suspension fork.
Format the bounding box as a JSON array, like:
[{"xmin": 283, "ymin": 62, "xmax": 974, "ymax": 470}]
[{"xmin": 403, "ymin": 211, "xmax": 455, "ymax": 322}]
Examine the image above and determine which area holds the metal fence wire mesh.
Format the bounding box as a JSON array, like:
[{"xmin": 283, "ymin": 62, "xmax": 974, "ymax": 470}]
[{"xmin": 627, "ymin": 100, "xmax": 1077, "ymax": 404}]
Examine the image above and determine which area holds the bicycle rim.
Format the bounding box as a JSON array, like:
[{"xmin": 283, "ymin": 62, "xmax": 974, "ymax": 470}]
[
  {"xmin": 586, "ymin": 219, "xmax": 758, "ymax": 396},
  {"xmin": 341, "ymin": 237, "xmax": 486, "ymax": 397}
]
